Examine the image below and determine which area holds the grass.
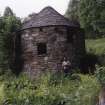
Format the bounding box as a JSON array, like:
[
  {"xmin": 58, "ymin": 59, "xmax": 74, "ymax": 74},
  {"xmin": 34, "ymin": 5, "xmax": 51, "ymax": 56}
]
[
  {"xmin": 0, "ymin": 38, "xmax": 103, "ymax": 104},
  {"xmin": 86, "ymin": 38, "xmax": 105, "ymax": 66},
  {"xmin": 86, "ymin": 38, "xmax": 105, "ymax": 55},
  {"xmin": 0, "ymin": 72, "xmax": 101, "ymax": 105}
]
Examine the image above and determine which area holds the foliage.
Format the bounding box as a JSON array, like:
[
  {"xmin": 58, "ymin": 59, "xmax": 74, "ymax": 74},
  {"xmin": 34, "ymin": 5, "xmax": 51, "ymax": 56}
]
[
  {"xmin": 79, "ymin": 0, "xmax": 105, "ymax": 38},
  {"xmin": 86, "ymin": 38, "xmax": 105, "ymax": 55},
  {"xmin": 65, "ymin": 0, "xmax": 80, "ymax": 22},
  {"xmin": 80, "ymin": 52, "xmax": 98, "ymax": 74},
  {"xmin": 3, "ymin": 6, "xmax": 14, "ymax": 17},
  {"xmin": 0, "ymin": 72, "xmax": 100, "ymax": 105},
  {"xmin": 86, "ymin": 38, "xmax": 105, "ymax": 66},
  {"xmin": 95, "ymin": 66, "xmax": 105, "ymax": 86},
  {"xmin": 65, "ymin": 0, "xmax": 105, "ymax": 38},
  {"xmin": 0, "ymin": 7, "xmax": 21, "ymax": 71}
]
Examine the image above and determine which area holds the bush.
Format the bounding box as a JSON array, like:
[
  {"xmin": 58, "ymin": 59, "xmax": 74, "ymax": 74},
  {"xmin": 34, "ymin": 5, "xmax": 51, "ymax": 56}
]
[
  {"xmin": 95, "ymin": 66, "xmax": 105, "ymax": 86},
  {"xmin": 80, "ymin": 53, "xmax": 98, "ymax": 74},
  {"xmin": 0, "ymin": 72, "xmax": 99, "ymax": 105}
]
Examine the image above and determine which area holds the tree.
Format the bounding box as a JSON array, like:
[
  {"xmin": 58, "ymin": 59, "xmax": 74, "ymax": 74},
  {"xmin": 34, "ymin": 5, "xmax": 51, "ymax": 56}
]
[
  {"xmin": 65, "ymin": 0, "xmax": 80, "ymax": 22},
  {"xmin": 3, "ymin": 6, "xmax": 14, "ymax": 17},
  {"xmin": 92, "ymin": 0, "xmax": 105, "ymax": 34},
  {"xmin": 0, "ymin": 17, "xmax": 6, "ymax": 70},
  {"xmin": 79, "ymin": 0, "xmax": 105, "ymax": 38},
  {"xmin": 0, "ymin": 7, "xmax": 21, "ymax": 72}
]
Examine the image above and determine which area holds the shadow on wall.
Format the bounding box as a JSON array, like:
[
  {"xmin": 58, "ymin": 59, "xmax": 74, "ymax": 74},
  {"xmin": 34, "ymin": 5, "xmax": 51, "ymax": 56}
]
[{"xmin": 80, "ymin": 53, "xmax": 99, "ymax": 74}]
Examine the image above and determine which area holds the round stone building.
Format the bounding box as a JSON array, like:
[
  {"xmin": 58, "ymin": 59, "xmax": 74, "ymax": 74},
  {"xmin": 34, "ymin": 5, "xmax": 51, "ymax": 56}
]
[{"xmin": 20, "ymin": 6, "xmax": 85, "ymax": 75}]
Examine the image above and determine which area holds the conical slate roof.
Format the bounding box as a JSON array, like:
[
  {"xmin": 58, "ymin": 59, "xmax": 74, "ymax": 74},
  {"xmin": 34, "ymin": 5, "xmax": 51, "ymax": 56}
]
[{"xmin": 22, "ymin": 6, "xmax": 79, "ymax": 30}]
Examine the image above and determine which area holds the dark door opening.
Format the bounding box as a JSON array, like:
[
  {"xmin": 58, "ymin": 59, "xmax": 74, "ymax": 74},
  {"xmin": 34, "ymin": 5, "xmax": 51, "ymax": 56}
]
[{"xmin": 37, "ymin": 43, "xmax": 47, "ymax": 55}]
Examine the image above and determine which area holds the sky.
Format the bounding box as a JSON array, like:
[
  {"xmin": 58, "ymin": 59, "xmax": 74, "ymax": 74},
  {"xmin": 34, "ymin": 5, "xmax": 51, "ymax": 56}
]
[{"xmin": 0, "ymin": 0, "xmax": 70, "ymax": 18}]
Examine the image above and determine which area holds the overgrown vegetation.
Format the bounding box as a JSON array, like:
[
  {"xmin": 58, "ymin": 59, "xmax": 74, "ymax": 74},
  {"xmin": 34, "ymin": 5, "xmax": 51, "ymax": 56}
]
[
  {"xmin": 86, "ymin": 38, "xmax": 105, "ymax": 66},
  {"xmin": 65, "ymin": 0, "xmax": 80, "ymax": 22},
  {"xmin": 95, "ymin": 66, "xmax": 105, "ymax": 86},
  {"xmin": 0, "ymin": 2, "xmax": 104, "ymax": 105},
  {"xmin": 0, "ymin": 6, "xmax": 21, "ymax": 72},
  {"xmin": 86, "ymin": 38, "xmax": 105, "ymax": 55},
  {"xmin": 65, "ymin": 0, "xmax": 105, "ymax": 38},
  {"xmin": 0, "ymin": 72, "xmax": 100, "ymax": 105}
]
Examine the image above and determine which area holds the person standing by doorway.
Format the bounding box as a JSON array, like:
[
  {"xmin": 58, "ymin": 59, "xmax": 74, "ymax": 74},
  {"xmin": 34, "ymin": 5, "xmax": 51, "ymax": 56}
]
[{"xmin": 62, "ymin": 57, "xmax": 72, "ymax": 75}]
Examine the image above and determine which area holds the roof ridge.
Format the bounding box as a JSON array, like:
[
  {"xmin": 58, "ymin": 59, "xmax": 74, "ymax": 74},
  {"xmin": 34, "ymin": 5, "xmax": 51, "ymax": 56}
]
[{"xmin": 22, "ymin": 6, "xmax": 79, "ymax": 30}]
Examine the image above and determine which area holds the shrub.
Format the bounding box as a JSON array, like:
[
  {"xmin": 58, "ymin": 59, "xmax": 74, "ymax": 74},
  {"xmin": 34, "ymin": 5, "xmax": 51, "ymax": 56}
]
[
  {"xmin": 95, "ymin": 66, "xmax": 105, "ymax": 86},
  {"xmin": 0, "ymin": 72, "xmax": 99, "ymax": 105},
  {"xmin": 80, "ymin": 53, "xmax": 98, "ymax": 74}
]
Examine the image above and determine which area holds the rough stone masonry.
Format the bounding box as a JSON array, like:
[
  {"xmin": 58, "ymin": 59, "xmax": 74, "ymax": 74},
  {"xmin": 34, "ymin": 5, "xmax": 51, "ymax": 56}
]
[{"xmin": 19, "ymin": 6, "xmax": 85, "ymax": 76}]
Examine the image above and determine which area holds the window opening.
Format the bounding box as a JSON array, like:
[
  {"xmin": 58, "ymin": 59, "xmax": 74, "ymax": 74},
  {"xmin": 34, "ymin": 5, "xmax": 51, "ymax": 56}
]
[{"xmin": 37, "ymin": 43, "xmax": 47, "ymax": 55}]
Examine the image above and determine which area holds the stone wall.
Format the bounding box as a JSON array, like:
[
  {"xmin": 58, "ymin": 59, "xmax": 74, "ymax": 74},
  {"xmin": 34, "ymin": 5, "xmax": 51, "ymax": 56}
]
[{"xmin": 21, "ymin": 26, "xmax": 85, "ymax": 76}]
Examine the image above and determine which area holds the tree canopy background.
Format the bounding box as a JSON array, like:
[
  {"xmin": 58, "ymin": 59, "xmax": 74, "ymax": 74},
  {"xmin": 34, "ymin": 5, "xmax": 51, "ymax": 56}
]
[
  {"xmin": 65, "ymin": 0, "xmax": 80, "ymax": 22},
  {"xmin": 65, "ymin": 0, "xmax": 105, "ymax": 38},
  {"xmin": 0, "ymin": 6, "xmax": 21, "ymax": 73}
]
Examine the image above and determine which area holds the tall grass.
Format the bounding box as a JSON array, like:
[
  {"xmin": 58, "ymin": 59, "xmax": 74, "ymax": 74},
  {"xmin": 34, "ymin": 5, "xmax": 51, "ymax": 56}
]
[
  {"xmin": 86, "ymin": 38, "xmax": 105, "ymax": 55},
  {"xmin": 0, "ymin": 72, "xmax": 100, "ymax": 105}
]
